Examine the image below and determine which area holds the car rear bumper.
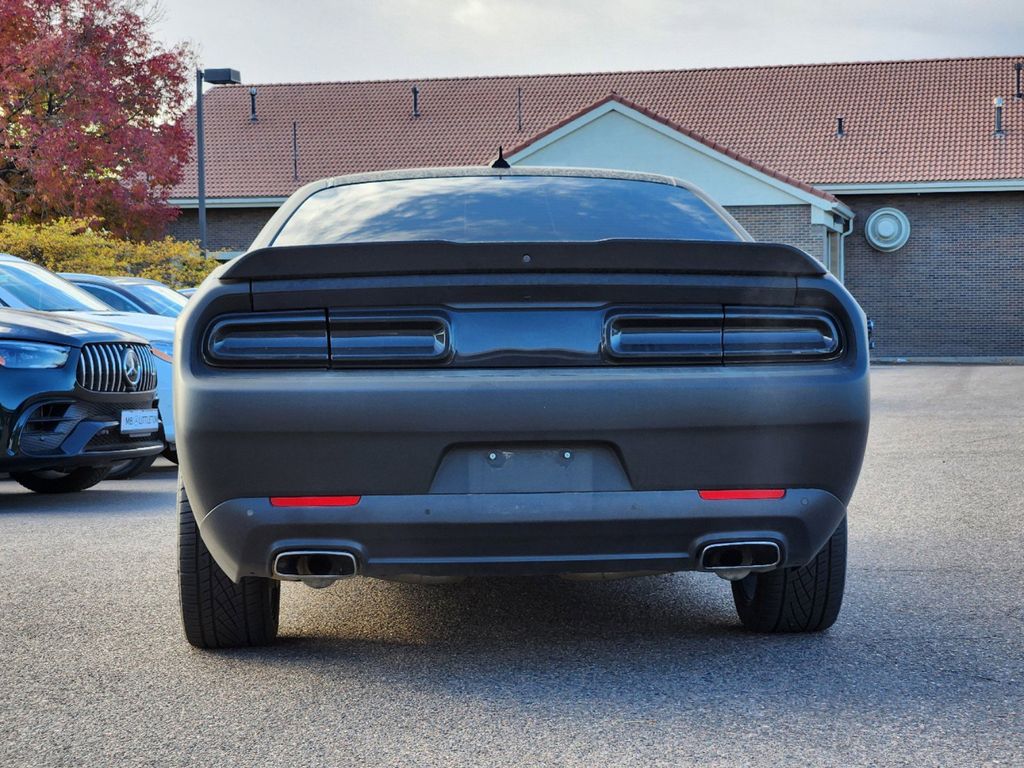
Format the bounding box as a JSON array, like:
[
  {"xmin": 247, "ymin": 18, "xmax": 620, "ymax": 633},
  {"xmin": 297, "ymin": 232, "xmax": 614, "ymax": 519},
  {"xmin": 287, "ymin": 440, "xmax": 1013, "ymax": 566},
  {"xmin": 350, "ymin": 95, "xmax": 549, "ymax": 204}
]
[
  {"xmin": 178, "ymin": 363, "xmax": 870, "ymax": 514},
  {"xmin": 197, "ymin": 488, "xmax": 847, "ymax": 581}
]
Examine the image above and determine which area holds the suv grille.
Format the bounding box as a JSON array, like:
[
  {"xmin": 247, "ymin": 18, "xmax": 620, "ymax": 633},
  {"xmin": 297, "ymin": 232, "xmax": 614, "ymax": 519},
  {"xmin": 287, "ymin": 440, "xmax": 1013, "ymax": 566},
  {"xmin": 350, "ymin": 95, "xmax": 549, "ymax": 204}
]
[{"xmin": 76, "ymin": 343, "xmax": 157, "ymax": 393}]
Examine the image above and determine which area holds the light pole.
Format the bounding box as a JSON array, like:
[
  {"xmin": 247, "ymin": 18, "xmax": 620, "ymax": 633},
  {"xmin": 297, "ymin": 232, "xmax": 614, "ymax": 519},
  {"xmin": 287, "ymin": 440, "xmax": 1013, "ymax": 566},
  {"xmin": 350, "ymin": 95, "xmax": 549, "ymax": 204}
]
[{"xmin": 195, "ymin": 67, "xmax": 242, "ymax": 253}]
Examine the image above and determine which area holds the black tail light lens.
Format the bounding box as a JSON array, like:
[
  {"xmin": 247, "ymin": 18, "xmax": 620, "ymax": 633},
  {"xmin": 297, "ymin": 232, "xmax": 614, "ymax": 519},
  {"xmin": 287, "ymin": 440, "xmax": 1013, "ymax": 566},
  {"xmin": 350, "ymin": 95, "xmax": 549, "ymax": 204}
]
[
  {"xmin": 723, "ymin": 308, "xmax": 841, "ymax": 362},
  {"xmin": 205, "ymin": 311, "xmax": 329, "ymax": 366},
  {"xmin": 604, "ymin": 307, "xmax": 842, "ymax": 364},
  {"xmin": 329, "ymin": 313, "xmax": 450, "ymax": 364},
  {"xmin": 205, "ymin": 307, "xmax": 842, "ymax": 368},
  {"xmin": 204, "ymin": 311, "xmax": 450, "ymax": 367},
  {"xmin": 604, "ymin": 310, "xmax": 722, "ymax": 362}
]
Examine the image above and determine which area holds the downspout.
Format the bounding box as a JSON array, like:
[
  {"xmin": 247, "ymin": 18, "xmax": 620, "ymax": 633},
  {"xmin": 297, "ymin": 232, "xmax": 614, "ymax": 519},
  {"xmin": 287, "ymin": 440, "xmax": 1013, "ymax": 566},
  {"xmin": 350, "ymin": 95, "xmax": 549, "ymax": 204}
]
[{"xmin": 836, "ymin": 211, "xmax": 854, "ymax": 284}]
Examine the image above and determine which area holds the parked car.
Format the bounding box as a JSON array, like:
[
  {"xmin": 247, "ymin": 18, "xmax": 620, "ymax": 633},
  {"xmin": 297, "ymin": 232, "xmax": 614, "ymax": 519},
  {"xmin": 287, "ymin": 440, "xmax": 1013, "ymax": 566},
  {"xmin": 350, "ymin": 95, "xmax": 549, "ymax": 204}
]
[
  {"xmin": 175, "ymin": 167, "xmax": 870, "ymax": 648},
  {"xmin": 61, "ymin": 273, "xmax": 188, "ymax": 318},
  {"xmin": 178, "ymin": 288, "xmax": 196, "ymax": 299},
  {"xmin": 0, "ymin": 308, "xmax": 161, "ymax": 492},
  {"xmin": 0, "ymin": 254, "xmax": 176, "ymax": 476}
]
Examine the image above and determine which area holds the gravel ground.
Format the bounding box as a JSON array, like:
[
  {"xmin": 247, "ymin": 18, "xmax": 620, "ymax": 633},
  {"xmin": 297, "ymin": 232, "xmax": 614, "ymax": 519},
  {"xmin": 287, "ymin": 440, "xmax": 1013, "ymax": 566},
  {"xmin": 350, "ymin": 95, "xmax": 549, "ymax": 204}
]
[{"xmin": 1, "ymin": 365, "xmax": 1022, "ymax": 767}]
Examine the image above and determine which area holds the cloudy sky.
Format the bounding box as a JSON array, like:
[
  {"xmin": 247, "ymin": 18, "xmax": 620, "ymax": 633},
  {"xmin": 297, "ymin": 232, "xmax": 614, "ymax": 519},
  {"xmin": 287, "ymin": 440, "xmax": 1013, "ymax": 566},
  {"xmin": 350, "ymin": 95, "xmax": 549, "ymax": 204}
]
[{"xmin": 154, "ymin": 0, "xmax": 1023, "ymax": 84}]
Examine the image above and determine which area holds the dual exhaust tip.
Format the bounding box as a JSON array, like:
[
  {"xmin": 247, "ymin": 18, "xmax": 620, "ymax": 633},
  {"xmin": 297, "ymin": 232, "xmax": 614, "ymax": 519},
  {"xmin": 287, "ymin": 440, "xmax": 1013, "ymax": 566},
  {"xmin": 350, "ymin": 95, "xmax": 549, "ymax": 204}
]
[
  {"xmin": 273, "ymin": 550, "xmax": 358, "ymax": 589},
  {"xmin": 699, "ymin": 540, "xmax": 781, "ymax": 581}
]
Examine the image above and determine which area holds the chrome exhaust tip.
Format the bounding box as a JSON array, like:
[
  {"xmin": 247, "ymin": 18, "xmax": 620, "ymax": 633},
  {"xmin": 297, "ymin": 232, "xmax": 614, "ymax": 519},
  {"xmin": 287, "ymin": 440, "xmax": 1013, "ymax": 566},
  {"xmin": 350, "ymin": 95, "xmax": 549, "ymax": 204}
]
[
  {"xmin": 273, "ymin": 550, "xmax": 359, "ymax": 588},
  {"xmin": 699, "ymin": 541, "xmax": 781, "ymax": 581}
]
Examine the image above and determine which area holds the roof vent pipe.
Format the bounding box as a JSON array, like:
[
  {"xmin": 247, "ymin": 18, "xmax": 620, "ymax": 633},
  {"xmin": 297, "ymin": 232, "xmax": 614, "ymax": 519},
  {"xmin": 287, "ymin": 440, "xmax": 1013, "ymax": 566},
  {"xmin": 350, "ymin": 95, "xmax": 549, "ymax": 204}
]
[
  {"xmin": 412, "ymin": 86, "xmax": 420, "ymax": 118},
  {"xmin": 1015, "ymin": 62, "xmax": 1023, "ymax": 99},
  {"xmin": 994, "ymin": 97, "xmax": 1006, "ymax": 136},
  {"xmin": 836, "ymin": 116, "xmax": 845, "ymax": 137},
  {"xmin": 249, "ymin": 87, "xmax": 257, "ymax": 122},
  {"xmin": 292, "ymin": 121, "xmax": 299, "ymax": 181}
]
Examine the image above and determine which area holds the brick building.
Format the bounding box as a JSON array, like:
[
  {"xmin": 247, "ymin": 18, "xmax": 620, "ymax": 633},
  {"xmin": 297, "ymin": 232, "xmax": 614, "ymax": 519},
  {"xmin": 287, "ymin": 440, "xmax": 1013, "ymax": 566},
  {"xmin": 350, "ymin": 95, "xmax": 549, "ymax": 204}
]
[{"xmin": 169, "ymin": 56, "xmax": 1024, "ymax": 359}]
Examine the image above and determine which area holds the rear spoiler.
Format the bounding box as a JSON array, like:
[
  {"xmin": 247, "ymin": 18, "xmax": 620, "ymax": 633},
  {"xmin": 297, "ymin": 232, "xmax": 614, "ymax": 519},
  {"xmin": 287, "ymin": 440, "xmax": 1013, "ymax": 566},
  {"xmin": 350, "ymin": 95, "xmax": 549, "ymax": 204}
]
[{"xmin": 220, "ymin": 240, "xmax": 827, "ymax": 282}]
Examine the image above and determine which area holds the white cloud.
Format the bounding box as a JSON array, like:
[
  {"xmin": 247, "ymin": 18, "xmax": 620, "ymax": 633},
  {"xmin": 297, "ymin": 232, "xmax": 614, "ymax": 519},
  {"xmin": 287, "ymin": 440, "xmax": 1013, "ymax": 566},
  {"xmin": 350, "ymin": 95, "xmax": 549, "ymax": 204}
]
[{"xmin": 152, "ymin": 0, "xmax": 1023, "ymax": 84}]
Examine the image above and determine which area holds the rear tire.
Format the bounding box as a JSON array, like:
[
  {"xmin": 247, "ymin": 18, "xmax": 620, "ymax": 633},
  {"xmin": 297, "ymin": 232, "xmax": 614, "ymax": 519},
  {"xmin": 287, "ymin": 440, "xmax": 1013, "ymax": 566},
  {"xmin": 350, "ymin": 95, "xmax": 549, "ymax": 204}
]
[
  {"xmin": 731, "ymin": 517, "xmax": 847, "ymax": 633},
  {"xmin": 10, "ymin": 466, "xmax": 111, "ymax": 493},
  {"xmin": 107, "ymin": 454, "xmax": 158, "ymax": 480},
  {"xmin": 177, "ymin": 480, "xmax": 280, "ymax": 648}
]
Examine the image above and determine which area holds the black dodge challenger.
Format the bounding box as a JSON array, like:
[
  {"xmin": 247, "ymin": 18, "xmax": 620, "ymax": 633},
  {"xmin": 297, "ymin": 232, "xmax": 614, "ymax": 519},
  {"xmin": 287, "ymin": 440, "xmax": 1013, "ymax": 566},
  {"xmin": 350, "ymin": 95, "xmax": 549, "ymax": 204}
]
[{"xmin": 176, "ymin": 168, "xmax": 869, "ymax": 648}]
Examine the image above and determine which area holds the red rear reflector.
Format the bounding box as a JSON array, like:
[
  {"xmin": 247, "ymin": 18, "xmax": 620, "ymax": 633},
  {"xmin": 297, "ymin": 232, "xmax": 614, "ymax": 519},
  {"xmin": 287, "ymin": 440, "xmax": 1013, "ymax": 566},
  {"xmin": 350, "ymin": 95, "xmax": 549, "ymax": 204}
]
[
  {"xmin": 270, "ymin": 496, "xmax": 362, "ymax": 507},
  {"xmin": 698, "ymin": 489, "xmax": 786, "ymax": 500}
]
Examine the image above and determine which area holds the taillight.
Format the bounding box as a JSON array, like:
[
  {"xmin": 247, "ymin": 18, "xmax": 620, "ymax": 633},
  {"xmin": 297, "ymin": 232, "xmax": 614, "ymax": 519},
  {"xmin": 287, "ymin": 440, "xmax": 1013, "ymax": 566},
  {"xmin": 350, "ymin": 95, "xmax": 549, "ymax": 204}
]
[
  {"xmin": 206, "ymin": 306, "xmax": 842, "ymax": 368},
  {"xmin": 330, "ymin": 313, "xmax": 450, "ymax": 364},
  {"xmin": 723, "ymin": 308, "xmax": 841, "ymax": 362},
  {"xmin": 204, "ymin": 311, "xmax": 451, "ymax": 367},
  {"xmin": 604, "ymin": 307, "xmax": 842, "ymax": 364},
  {"xmin": 604, "ymin": 310, "xmax": 722, "ymax": 362},
  {"xmin": 205, "ymin": 311, "xmax": 329, "ymax": 366}
]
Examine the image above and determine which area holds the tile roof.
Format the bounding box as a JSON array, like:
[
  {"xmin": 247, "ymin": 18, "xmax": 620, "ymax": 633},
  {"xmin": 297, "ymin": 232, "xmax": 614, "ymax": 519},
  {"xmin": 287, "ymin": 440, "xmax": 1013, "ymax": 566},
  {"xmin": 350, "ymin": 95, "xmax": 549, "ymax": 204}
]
[{"xmin": 173, "ymin": 56, "xmax": 1024, "ymax": 200}]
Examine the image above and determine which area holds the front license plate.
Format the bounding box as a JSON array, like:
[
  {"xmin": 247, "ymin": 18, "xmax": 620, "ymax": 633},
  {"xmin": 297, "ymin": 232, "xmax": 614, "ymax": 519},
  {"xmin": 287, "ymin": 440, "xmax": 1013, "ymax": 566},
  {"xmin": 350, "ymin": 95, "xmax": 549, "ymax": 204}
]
[{"xmin": 121, "ymin": 409, "xmax": 159, "ymax": 435}]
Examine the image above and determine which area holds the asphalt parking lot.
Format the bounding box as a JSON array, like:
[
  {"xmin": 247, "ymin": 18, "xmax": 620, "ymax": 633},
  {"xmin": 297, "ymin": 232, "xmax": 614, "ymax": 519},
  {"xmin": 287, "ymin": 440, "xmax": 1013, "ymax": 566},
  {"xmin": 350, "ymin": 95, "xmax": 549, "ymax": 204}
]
[{"xmin": 1, "ymin": 365, "xmax": 1022, "ymax": 767}]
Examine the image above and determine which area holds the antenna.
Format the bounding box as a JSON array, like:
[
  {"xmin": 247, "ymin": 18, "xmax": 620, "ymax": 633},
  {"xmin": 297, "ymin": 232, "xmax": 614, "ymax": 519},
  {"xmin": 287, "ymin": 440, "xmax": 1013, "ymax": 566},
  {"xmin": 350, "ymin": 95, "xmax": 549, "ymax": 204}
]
[
  {"xmin": 491, "ymin": 146, "xmax": 510, "ymax": 168},
  {"xmin": 249, "ymin": 87, "xmax": 257, "ymax": 122}
]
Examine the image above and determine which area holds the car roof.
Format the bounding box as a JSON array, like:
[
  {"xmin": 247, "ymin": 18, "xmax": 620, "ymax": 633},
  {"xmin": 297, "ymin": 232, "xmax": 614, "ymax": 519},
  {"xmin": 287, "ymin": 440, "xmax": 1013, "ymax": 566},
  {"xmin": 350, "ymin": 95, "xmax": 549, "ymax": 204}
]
[
  {"xmin": 61, "ymin": 272, "xmax": 120, "ymax": 286},
  {"xmin": 60, "ymin": 272, "xmax": 166, "ymax": 288},
  {"xmin": 3, "ymin": 260, "xmax": 163, "ymax": 288},
  {"xmin": 301, "ymin": 165, "xmax": 689, "ymax": 197},
  {"xmin": 109, "ymin": 277, "xmax": 164, "ymax": 286}
]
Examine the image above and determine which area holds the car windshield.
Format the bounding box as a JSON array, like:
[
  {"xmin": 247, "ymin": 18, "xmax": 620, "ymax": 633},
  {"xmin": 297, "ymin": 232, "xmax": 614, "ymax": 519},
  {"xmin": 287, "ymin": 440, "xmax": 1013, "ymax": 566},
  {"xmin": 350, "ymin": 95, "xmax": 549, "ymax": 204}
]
[
  {"xmin": 122, "ymin": 282, "xmax": 188, "ymax": 317},
  {"xmin": 0, "ymin": 261, "xmax": 112, "ymax": 312},
  {"xmin": 271, "ymin": 175, "xmax": 743, "ymax": 246}
]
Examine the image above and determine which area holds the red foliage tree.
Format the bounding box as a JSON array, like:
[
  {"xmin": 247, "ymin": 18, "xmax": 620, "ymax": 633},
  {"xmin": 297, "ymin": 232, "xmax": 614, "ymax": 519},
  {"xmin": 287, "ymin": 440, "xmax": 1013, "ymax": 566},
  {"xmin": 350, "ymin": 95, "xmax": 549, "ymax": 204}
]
[{"xmin": 0, "ymin": 0, "xmax": 193, "ymax": 239}]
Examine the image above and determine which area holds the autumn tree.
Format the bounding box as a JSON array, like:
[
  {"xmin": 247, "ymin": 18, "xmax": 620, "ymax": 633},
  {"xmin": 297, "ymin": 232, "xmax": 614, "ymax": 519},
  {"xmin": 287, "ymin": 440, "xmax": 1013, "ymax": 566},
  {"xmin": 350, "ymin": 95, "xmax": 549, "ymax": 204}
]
[{"xmin": 0, "ymin": 0, "xmax": 193, "ymax": 239}]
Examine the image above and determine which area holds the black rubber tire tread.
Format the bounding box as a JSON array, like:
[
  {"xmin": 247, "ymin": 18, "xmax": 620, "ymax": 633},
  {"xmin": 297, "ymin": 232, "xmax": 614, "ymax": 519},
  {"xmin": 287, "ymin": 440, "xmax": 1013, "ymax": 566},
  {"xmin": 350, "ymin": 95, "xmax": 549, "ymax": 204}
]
[
  {"xmin": 10, "ymin": 465, "xmax": 112, "ymax": 493},
  {"xmin": 107, "ymin": 454, "xmax": 158, "ymax": 480},
  {"xmin": 732, "ymin": 517, "xmax": 847, "ymax": 633},
  {"xmin": 177, "ymin": 480, "xmax": 280, "ymax": 648}
]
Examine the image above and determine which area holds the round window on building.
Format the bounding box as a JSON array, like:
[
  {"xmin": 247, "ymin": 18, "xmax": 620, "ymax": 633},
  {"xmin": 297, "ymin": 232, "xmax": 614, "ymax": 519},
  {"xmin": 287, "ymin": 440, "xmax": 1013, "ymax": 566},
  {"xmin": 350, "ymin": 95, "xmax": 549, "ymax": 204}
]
[{"xmin": 865, "ymin": 207, "xmax": 911, "ymax": 252}]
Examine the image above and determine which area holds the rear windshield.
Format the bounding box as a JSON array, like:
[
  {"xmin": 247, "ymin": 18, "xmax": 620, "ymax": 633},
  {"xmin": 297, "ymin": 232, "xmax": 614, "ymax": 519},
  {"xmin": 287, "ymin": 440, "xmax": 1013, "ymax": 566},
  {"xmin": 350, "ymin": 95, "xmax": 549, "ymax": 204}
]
[{"xmin": 271, "ymin": 175, "xmax": 742, "ymax": 246}]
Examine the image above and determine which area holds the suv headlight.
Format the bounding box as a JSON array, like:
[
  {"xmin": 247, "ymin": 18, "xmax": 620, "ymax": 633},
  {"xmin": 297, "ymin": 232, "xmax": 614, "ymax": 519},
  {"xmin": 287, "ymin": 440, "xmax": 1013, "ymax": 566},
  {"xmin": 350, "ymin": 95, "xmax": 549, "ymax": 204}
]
[
  {"xmin": 150, "ymin": 341, "xmax": 174, "ymax": 363},
  {"xmin": 0, "ymin": 341, "xmax": 70, "ymax": 369}
]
